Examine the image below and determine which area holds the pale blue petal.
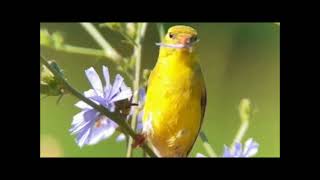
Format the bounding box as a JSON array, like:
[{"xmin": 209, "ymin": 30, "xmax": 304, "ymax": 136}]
[
  {"xmin": 70, "ymin": 116, "xmax": 93, "ymax": 135},
  {"xmin": 75, "ymin": 101, "xmax": 92, "ymax": 110},
  {"xmin": 89, "ymin": 95, "xmax": 107, "ymax": 105},
  {"xmin": 109, "ymin": 74, "xmax": 124, "ymax": 100},
  {"xmin": 70, "ymin": 110, "xmax": 98, "ymax": 134},
  {"xmin": 104, "ymin": 85, "xmax": 112, "ymax": 100},
  {"xmin": 88, "ymin": 126, "xmax": 115, "ymax": 145},
  {"xmin": 110, "ymin": 89, "xmax": 132, "ymax": 102},
  {"xmin": 243, "ymin": 138, "xmax": 253, "ymax": 154},
  {"xmin": 105, "ymin": 103, "xmax": 116, "ymax": 112},
  {"xmin": 196, "ymin": 153, "xmax": 206, "ymax": 157},
  {"xmin": 84, "ymin": 89, "xmax": 105, "ymax": 105},
  {"xmin": 85, "ymin": 67, "xmax": 103, "ymax": 97},
  {"xmin": 234, "ymin": 142, "xmax": 242, "ymax": 157},
  {"xmin": 120, "ymin": 79, "xmax": 130, "ymax": 91},
  {"xmin": 71, "ymin": 110, "xmax": 87, "ymax": 127},
  {"xmin": 222, "ymin": 139, "xmax": 259, "ymax": 158},
  {"xmin": 116, "ymin": 133, "xmax": 126, "ymax": 142},
  {"xmin": 245, "ymin": 144, "xmax": 258, "ymax": 157},
  {"xmin": 243, "ymin": 138, "xmax": 259, "ymax": 157},
  {"xmin": 84, "ymin": 89, "xmax": 97, "ymax": 98},
  {"xmin": 223, "ymin": 145, "xmax": 232, "ymax": 157},
  {"xmin": 86, "ymin": 118, "xmax": 116, "ymax": 145},
  {"xmin": 126, "ymin": 105, "xmax": 135, "ymax": 120},
  {"xmin": 75, "ymin": 127, "xmax": 89, "ymax": 142},
  {"xmin": 136, "ymin": 111, "xmax": 144, "ymax": 132},
  {"xmin": 138, "ymin": 88, "xmax": 146, "ymax": 105},
  {"xmin": 109, "ymin": 119, "xmax": 118, "ymax": 128},
  {"xmin": 71, "ymin": 109, "xmax": 97, "ymax": 130},
  {"xmin": 77, "ymin": 128, "xmax": 91, "ymax": 148}
]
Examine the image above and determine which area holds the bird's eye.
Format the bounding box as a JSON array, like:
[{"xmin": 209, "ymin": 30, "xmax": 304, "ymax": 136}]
[{"xmin": 169, "ymin": 33, "xmax": 175, "ymax": 39}]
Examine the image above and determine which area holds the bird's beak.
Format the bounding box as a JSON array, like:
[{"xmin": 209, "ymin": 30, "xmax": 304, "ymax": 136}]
[{"xmin": 179, "ymin": 36, "xmax": 191, "ymax": 46}]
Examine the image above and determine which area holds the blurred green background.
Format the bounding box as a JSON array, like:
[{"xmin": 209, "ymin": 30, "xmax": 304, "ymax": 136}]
[{"xmin": 40, "ymin": 23, "xmax": 280, "ymax": 157}]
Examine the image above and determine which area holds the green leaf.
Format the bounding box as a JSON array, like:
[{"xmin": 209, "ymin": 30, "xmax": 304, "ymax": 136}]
[{"xmin": 40, "ymin": 61, "xmax": 66, "ymax": 97}]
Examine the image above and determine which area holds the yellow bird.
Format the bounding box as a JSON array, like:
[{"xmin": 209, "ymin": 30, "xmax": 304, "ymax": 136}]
[{"xmin": 142, "ymin": 25, "xmax": 206, "ymax": 157}]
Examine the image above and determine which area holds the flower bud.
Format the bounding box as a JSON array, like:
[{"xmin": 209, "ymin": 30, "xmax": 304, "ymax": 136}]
[
  {"xmin": 40, "ymin": 61, "xmax": 66, "ymax": 96},
  {"xmin": 239, "ymin": 98, "xmax": 251, "ymax": 122},
  {"xmin": 40, "ymin": 29, "xmax": 52, "ymax": 47},
  {"xmin": 40, "ymin": 29, "xmax": 64, "ymax": 49}
]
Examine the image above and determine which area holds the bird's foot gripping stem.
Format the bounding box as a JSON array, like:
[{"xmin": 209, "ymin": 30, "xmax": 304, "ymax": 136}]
[{"xmin": 132, "ymin": 133, "xmax": 146, "ymax": 148}]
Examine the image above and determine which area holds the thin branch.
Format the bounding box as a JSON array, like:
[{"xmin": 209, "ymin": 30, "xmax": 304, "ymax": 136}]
[
  {"xmin": 199, "ymin": 131, "xmax": 217, "ymax": 157},
  {"xmin": 231, "ymin": 120, "xmax": 249, "ymax": 148},
  {"xmin": 80, "ymin": 23, "xmax": 122, "ymax": 63},
  {"xmin": 42, "ymin": 44, "xmax": 105, "ymax": 57},
  {"xmin": 230, "ymin": 98, "xmax": 251, "ymax": 151},
  {"xmin": 157, "ymin": 23, "xmax": 165, "ymax": 41},
  {"xmin": 119, "ymin": 31, "xmax": 138, "ymax": 47},
  {"xmin": 41, "ymin": 44, "xmax": 133, "ymax": 81},
  {"xmin": 126, "ymin": 23, "xmax": 148, "ymax": 157}
]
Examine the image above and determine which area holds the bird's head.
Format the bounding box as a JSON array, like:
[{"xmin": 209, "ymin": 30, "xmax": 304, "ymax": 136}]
[{"xmin": 157, "ymin": 25, "xmax": 199, "ymax": 51}]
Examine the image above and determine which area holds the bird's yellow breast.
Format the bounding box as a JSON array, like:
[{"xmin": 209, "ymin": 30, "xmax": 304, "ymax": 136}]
[{"xmin": 143, "ymin": 51, "xmax": 202, "ymax": 157}]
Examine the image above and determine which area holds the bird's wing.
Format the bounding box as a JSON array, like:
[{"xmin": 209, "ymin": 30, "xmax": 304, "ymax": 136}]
[
  {"xmin": 200, "ymin": 79, "xmax": 207, "ymax": 128},
  {"xmin": 145, "ymin": 64, "xmax": 158, "ymax": 92},
  {"xmin": 186, "ymin": 64, "xmax": 207, "ymax": 156}
]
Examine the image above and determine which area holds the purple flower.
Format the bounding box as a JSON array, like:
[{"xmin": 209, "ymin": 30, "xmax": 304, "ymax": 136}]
[
  {"xmin": 195, "ymin": 138, "xmax": 259, "ymax": 158},
  {"xmin": 70, "ymin": 66, "xmax": 132, "ymax": 148},
  {"xmin": 223, "ymin": 138, "xmax": 259, "ymax": 157},
  {"xmin": 116, "ymin": 88, "xmax": 145, "ymax": 142},
  {"xmin": 136, "ymin": 88, "xmax": 146, "ymax": 133}
]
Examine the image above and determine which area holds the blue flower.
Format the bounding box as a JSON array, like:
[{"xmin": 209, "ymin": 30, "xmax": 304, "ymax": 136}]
[
  {"xmin": 116, "ymin": 88, "xmax": 145, "ymax": 142},
  {"xmin": 223, "ymin": 138, "xmax": 259, "ymax": 157},
  {"xmin": 196, "ymin": 138, "xmax": 259, "ymax": 158},
  {"xmin": 70, "ymin": 66, "xmax": 132, "ymax": 148},
  {"xmin": 136, "ymin": 88, "xmax": 146, "ymax": 133}
]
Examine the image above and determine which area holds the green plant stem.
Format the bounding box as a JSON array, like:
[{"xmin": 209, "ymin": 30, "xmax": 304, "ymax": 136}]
[
  {"xmin": 41, "ymin": 43, "xmax": 134, "ymax": 81},
  {"xmin": 126, "ymin": 23, "xmax": 148, "ymax": 157},
  {"xmin": 138, "ymin": 23, "xmax": 148, "ymax": 43},
  {"xmin": 79, "ymin": 23, "xmax": 133, "ymax": 81},
  {"xmin": 40, "ymin": 55, "xmax": 157, "ymax": 158},
  {"xmin": 230, "ymin": 99, "xmax": 251, "ymax": 151},
  {"xmin": 63, "ymin": 45, "xmax": 105, "ymax": 56},
  {"xmin": 80, "ymin": 23, "xmax": 122, "ymax": 63},
  {"xmin": 231, "ymin": 119, "xmax": 249, "ymax": 149},
  {"xmin": 126, "ymin": 46, "xmax": 141, "ymax": 157},
  {"xmin": 119, "ymin": 31, "xmax": 138, "ymax": 47},
  {"xmin": 43, "ymin": 44, "xmax": 106, "ymax": 57},
  {"xmin": 199, "ymin": 131, "xmax": 217, "ymax": 157},
  {"xmin": 157, "ymin": 23, "xmax": 165, "ymax": 41},
  {"xmin": 118, "ymin": 68, "xmax": 134, "ymax": 81}
]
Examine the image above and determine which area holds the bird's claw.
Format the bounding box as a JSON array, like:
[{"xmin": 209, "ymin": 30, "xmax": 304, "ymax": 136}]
[{"xmin": 132, "ymin": 133, "xmax": 146, "ymax": 148}]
